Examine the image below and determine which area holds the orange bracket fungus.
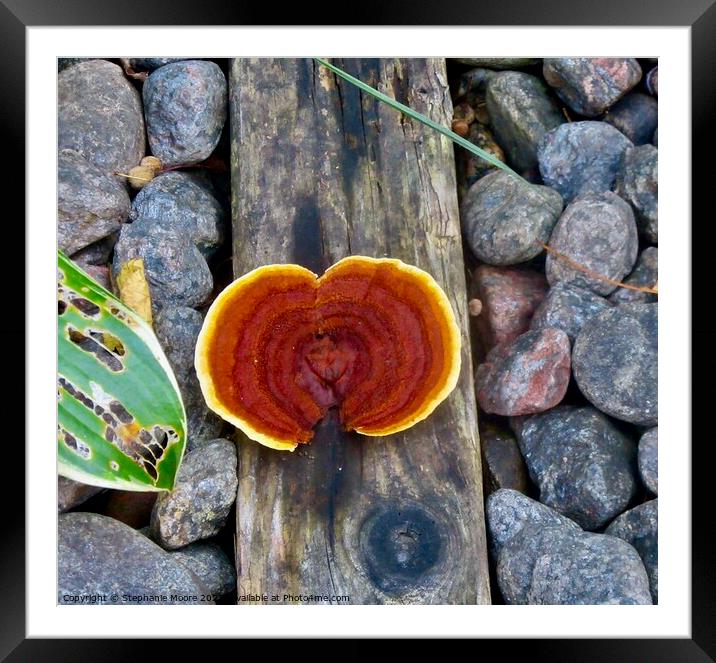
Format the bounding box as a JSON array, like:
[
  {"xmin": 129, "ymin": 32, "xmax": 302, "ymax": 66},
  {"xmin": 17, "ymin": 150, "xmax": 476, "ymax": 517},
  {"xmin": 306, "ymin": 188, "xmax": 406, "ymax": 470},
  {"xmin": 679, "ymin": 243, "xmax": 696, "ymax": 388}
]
[{"xmin": 195, "ymin": 256, "xmax": 461, "ymax": 451}]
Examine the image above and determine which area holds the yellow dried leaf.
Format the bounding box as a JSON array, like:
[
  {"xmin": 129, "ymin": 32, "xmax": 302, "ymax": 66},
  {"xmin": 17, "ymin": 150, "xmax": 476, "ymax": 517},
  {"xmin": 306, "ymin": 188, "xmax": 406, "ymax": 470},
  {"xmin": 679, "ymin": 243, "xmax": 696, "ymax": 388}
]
[{"xmin": 116, "ymin": 259, "xmax": 153, "ymax": 326}]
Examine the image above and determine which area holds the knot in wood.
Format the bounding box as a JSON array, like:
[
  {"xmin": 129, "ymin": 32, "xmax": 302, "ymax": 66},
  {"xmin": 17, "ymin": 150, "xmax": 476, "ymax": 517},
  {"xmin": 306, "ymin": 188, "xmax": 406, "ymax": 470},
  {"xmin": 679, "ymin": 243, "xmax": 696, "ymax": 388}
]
[{"xmin": 359, "ymin": 503, "xmax": 446, "ymax": 595}]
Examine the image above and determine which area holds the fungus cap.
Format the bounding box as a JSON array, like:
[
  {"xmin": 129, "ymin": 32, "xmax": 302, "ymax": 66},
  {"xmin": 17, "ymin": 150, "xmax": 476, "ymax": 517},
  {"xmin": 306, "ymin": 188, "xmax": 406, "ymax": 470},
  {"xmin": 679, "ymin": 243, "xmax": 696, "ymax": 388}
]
[{"xmin": 195, "ymin": 256, "xmax": 461, "ymax": 451}]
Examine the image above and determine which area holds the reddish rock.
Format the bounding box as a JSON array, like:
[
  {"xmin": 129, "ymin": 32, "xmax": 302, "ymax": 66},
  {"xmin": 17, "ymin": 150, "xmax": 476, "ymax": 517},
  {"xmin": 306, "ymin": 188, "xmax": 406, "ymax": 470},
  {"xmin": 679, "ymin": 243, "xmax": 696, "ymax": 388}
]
[
  {"xmin": 543, "ymin": 58, "xmax": 642, "ymax": 117},
  {"xmin": 471, "ymin": 265, "xmax": 548, "ymax": 351},
  {"xmin": 103, "ymin": 490, "xmax": 158, "ymax": 529},
  {"xmin": 475, "ymin": 328, "xmax": 571, "ymax": 416}
]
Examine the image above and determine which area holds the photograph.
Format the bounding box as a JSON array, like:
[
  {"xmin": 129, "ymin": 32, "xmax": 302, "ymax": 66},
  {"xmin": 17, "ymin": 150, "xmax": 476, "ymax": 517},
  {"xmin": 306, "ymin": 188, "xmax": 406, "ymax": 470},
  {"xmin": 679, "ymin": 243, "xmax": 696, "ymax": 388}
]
[
  {"xmin": 55, "ymin": 54, "xmax": 659, "ymax": 606},
  {"xmin": 8, "ymin": 4, "xmax": 708, "ymax": 656}
]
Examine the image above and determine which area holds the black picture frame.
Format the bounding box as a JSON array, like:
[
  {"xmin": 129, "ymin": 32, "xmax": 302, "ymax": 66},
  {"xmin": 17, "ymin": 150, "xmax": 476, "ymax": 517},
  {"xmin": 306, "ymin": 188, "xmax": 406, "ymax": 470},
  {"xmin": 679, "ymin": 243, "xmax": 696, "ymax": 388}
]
[{"xmin": 5, "ymin": 0, "xmax": 711, "ymax": 657}]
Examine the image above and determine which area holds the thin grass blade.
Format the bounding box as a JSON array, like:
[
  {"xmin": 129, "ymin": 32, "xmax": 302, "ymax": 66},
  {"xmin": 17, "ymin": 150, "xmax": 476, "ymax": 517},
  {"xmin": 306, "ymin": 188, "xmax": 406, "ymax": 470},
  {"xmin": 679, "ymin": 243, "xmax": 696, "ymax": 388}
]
[{"xmin": 314, "ymin": 57, "xmax": 526, "ymax": 182}]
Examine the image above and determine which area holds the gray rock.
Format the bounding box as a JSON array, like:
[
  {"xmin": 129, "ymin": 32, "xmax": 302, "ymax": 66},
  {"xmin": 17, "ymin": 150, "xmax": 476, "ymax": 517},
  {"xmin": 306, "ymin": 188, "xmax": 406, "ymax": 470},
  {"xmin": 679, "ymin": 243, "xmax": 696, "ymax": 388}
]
[
  {"xmin": 70, "ymin": 233, "xmax": 117, "ymax": 266},
  {"xmin": 487, "ymin": 489, "xmax": 652, "ymax": 604},
  {"xmin": 112, "ymin": 222, "xmax": 213, "ymax": 313},
  {"xmin": 543, "ymin": 58, "xmax": 642, "ymax": 117},
  {"xmin": 58, "ymin": 150, "xmax": 130, "ymax": 255},
  {"xmin": 653, "ymin": 126, "xmax": 658, "ymax": 147},
  {"xmin": 609, "ymin": 247, "xmax": 658, "ymax": 305},
  {"xmin": 538, "ymin": 121, "xmax": 633, "ymax": 203},
  {"xmin": 480, "ymin": 421, "xmax": 530, "ymax": 495},
  {"xmin": 475, "ymin": 328, "xmax": 571, "ymax": 416},
  {"xmin": 545, "ymin": 192, "xmax": 639, "ymax": 295},
  {"xmin": 638, "ymin": 428, "xmax": 658, "ymax": 494},
  {"xmin": 515, "ymin": 405, "xmax": 638, "ymax": 530},
  {"xmin": 460, "ymin": 170, "xmax": 562, "ymax": 265},
  {"xmin": 530, "ymin": 282, "xmax": 612, "ymax": 341},
  {"xmin": 143, "ymin": 60, "xmax": 227, "ymax": 167},
  {"xmin": 150, "ymin": 438, "xmax": 238, "ymax": 549},
  {"xmin": 58, "ymin": 58, "xmax": 87, "ymax": 72},
  {"xmin": 154, "ymin": 306, "xmax": 224, "ymax": 446},
  {"xmin": 603, "ymin": 92, "xmax": 658, "ymax": 146},
  {"xmin": 606, "ymin": 499, "xmax": 658, "ymax": 602},
  {"xmin": 573, "ymin": 303, "xmax": 658, "ymax": 426},
  {"xmin": 616, "ymin": 144, "xmax": 658, "ymax": 244},
  {"xmin": 485, "ymin": 71, "xmax": 564, "ymax": 171},
  {"xmin": 646, "ymin": 66, "xmax": 658, "ymax": 96},
  {"xmin": 128, "ymin": 58, "xmax": 198, "ymax": 71},
  {"xmin": 58, "ymin": 60, "xmax": 145, "ymax": 182},
  {"xmin": 58, "ymin": 512, "xmax": 212, "ymax": 604},
  {"xmin": 58, "ymin": 477, "xmax": 103, "ymax": 513},
  {"xmin": 130, "ymin": 172, "xmax": 225, "ymax": 257},
  {"xmin": 170, "ymin": 541, "xmax": 236, "ymax": 597},
  {"xmin": 453, "ymin": 58, "xmax": 540, "ymax": 69}
]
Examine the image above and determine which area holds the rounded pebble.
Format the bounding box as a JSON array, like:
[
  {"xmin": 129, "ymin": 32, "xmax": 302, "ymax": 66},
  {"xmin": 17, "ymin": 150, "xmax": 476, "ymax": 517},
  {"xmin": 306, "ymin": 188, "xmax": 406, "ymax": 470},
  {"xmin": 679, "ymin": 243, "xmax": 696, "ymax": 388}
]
[
  {"xmin": 143, "ymin": 60, "xmax": 227, "ymax": 167},
  {"xmin": 471, "ymin": 264, "xmax": 548, "ymax": 351},
  {"xmin": 538, "ymin": 121, "xmax": 633, "ymax": 203},
  {"xmin": 461, "ymin": 170, "xmax": 562, "ymax": 265},
  {"xmin": 58, "ymin": 149, "xmax": 130, "ymax": 255},
  {"xmin": 480, "ymin": 421, "xmax": 530, "ymax": 495},
  {"xmin": 58, "ymin": 477, "xmax": 102, "ymax": 513},
  {"xmin": 112, "ymin": 222, "xmax": 214, "ymax": 313},
  {"xmin": 58, "ymin": 60, "xmax": 145, "ymax": 182},
  {"xmin": 638, "ymin": 428, "xmax": 658, "ymax": 494},
  {"xmin": 169, "ymin": 541, "xmax": 236, "ymax": 598},
  {"xmin": 487, "ymin": 489, "xmax": 652, "ymax": 604},
  {"xmin": 130, "ymin": 171, "xmax": 225, "ymax": 257},
  {"xmin": 515, "ymin": 405, "xmax": 638, "ymax": 530},
  {"xmin": 605, "ymin": 499, "xmax": 658, "ymax": 602},
  {"xmin": 454, "ymin": 58, "xmax": 540, "ymax": 69},
  {"xmin": 485, "ymin": 71, "xmax": 564, "ymax": 171},
  {"xmin": 475, "ymin": 327, "xmax": 571, "ymax": 416},
  {"xmin": 128, "ymin": 58, "xmax": 197, "ymax": 71},
  {"xmin": 615, "ymin": 144, "xmax": 658, "ymax": 244},
  {"xmin": 609, "ymin": 247, "xmax": 658, "ymax": 305},
  {"xmin": 546, "ymin": 191, "xmax": 639, "ymax": 295},
  {"xmin": 150, "ymin": 438, "xmax": 238, "ymax": 550},
  {"xmin": 603, "ymin": 92, "xmax": 658, "ymax": 146},
  {"xmin": 573, "ymin": 303, "xmax": 658, "ymax": 426},
  {"xmin": 59, "ymin": 512, "xmax": 212, "ymax": 603},
  {"xmin": 543, "ymin": 58, "xmax": 642, "ymax": 117},
  {"xmin": 530, "ymin": 282, "xmax": 612, "ymax": 341}
]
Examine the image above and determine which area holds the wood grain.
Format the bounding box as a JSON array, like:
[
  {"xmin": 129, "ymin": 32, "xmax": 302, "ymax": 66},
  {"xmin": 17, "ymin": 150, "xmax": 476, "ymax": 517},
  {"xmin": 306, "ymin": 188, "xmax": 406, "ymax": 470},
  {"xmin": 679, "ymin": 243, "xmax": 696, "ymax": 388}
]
[{"xmin": 229, "ymin": 58, "xmax": 490, "ymax": 604}]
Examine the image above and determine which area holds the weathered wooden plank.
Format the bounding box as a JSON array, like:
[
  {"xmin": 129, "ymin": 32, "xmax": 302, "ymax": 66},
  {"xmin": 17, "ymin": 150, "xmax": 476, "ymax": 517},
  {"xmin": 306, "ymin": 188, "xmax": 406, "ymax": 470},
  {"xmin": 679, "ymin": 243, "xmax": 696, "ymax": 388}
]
[{"xmin": 229, "ymin": 58, "xmax": 490, "ymax": 604}]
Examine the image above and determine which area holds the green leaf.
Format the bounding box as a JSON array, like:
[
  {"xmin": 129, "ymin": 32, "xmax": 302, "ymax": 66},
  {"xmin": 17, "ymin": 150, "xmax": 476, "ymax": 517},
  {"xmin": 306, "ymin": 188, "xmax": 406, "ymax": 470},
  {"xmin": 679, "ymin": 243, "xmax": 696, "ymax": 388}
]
[
  {"xmin": 57, "ymin": 251, "xmax": 187, "ymax": 491},
  {"xmin": 314, "ymin": 57, "xmax": 526, "ymax": 183}
]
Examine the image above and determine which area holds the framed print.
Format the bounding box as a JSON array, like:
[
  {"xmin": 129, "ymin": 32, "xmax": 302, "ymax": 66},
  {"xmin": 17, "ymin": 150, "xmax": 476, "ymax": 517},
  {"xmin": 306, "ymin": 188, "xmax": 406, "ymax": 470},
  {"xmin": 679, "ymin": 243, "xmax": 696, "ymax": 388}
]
[{"xmin": 5, "ymin": 0, "xmax": 712, "ymax": 657}]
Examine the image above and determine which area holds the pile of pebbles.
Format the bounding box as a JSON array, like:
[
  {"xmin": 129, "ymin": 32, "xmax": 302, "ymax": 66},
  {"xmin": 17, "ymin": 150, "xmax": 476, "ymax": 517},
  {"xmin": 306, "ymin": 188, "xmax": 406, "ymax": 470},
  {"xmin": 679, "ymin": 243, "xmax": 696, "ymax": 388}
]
[
  {"xmin": 452, "ymin": 57, "xmax": 658, "ymax": 604},
  {"xmin": 57, "ymin": 58, "xmax": 237, "ymax": 604},
  {"xmin": 56, "ymin": 56, "xmax": 659, "ymax": 607}
]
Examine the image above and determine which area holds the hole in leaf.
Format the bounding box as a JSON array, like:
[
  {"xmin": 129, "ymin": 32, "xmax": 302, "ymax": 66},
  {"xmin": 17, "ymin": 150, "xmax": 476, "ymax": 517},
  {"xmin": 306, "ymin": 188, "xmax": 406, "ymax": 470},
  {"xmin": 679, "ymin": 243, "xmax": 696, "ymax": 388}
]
[
  {"xmin": 89, "ymin": 331, "xmax": 125, "ymax": 356},
  {"xmin": 148, "ymin": 442, "xmax": 163, "ymax": 458},
  {"xmin": 68, "ymin": 327, "xmax": 123, "ymax": 372},
  {"xmin": 142, "ymin": 461, "xmax": 158, "ymax": 481},
  {"xmin": 109, "ymin": 400, "xmax": 133, "ymax": 424},
  {"xmin": 70, "ymin": 296, "xmax": 100, "ymax": 318},
  {"xmin": 58, "ymin": 301, "xmax": 67, "ymax": 316},
  {"xmin": 153, "ymin": 426, "xmax": 168, "ymax": 449}
]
